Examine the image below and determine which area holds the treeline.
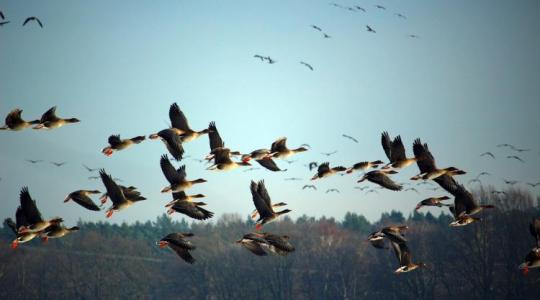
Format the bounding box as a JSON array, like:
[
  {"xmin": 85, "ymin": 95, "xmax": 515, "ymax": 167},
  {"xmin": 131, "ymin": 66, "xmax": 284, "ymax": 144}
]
[{"xmin": 1, "ymin": 186, "xmax": 539, "ymax": 300}]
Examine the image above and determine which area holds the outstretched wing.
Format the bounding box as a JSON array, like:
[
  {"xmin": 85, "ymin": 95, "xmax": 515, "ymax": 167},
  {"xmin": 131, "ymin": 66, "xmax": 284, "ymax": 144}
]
[
  {"xmin": 99, "ymin": 169, "xmax": 125, "ymax": 205},
  {"xmin": 250, "ymin": 181, "xmax": 273, "ymax": 219},
  {"xmin": 169, "ymin": 103, "xmax": 190, "ymax": 131},
  {"xmin": 160, "ymin": 155, "xmax": 184, "ymax": 184},
  {"xmin": 19, "ymin": 187, "xmax": 43, "ymax": 224},
  {"xmin": 40, "ymin": 106, "xmax": 57, "ymax": 123},
  {"xmin": 208, "ymin": 121, "xmax": 224, "ymax": 150}
]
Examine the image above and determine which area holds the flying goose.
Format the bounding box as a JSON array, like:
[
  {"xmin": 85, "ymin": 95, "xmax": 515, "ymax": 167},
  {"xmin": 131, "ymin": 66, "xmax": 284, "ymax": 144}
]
[
  {"xmin": 346, "ymin": 160, "xmax": 384, "ymax": 174},
  {"xmin": 33, "ymin": 106, "xmax": 79, "ymax": 130},
  {"xmin": 157, "ymin": 233, "xmax": 196, "ymax": 264},
  {"xmin": 250, "ymin": 180, "xmax": 291, "ymax": 230},
  {"xmin": 415, "ymin": 196, "xmax": 451, "ymax": 210},
  {"xmin": 101, "ymin": 134, "xmax": 145, "ymax": 157},
  {"xmin": 64, "ymin": 190, "xmax": 101, "ymax": 211},
  {"xmin": 381, "ymin": 132, "xmax": 416, "ymax": 169},
  {"xmin": 311, "ymin": 162, "xmax": 346, "ymax": 180},
  {"xmin": 270, "ymin": 137, "xmax": 308, "ymax": 159},
  {"xmin": 0, "ymin": 109, "xmax": 39, "ymax": 131},
  {"xmin": 236, "ymin": 232, "xmax": 295, "ymax": 256},
  {"xmin": 23, "ymin": 16, "xmax": 43, "ymax": 28},
  {"xmin": 99, "ymin": 169, "xmax": 146, "ymax": 218},
  {"xmin": 160, "ymin": 154, "xmax": 207, "ymax": 192},
  {"xmin": 358, "ymin": 170, "xmax": 402, "ymax": 191}
]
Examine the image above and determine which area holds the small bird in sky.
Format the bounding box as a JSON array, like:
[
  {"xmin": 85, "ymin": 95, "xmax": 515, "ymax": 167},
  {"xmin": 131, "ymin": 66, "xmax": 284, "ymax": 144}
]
[
  {"xmin": 311, "ymin": 25, "xmax": 322, "ymax": 31},
  {"xmin": 306, "ymin": 162, "xmax": 318, "ymax": 171},
  {"xmin": 355, "ymin": 6, "xmax": 366, "ymax": 12},
  {"xmin": 321, "ymin": 150, "xmax": 338, "ymax": 157},
  {"xmin": 23, "ymin": 17, "xmax": 43, "ymax": 28},
  {"xmin": 374, "ymin": 5, "xmax": 386, "ymax": 10},
  {"xmin": 366, "ymin": 25, "xmax": 376, "ymax": 33},
  {"xmin": 300, "ymin": 143, "xmax": 311, "ymax": 149},
  {"xmin": 480, "ymin": 152, "xmax": 495, "ymax": 159},
  {"xmin": 82, "ymin": 164, "xmax": 99, "ymax": 172},
  {"xmin": 342, "ymin": 134, "xmax": 359, "ymax": 143},
  {"xmin": 323, "ymin": 33, "xmax": 331, "ymax": 38},
  {"xmin": 284, "ymin": 177, "xmax": 303, "ymax": 181},
  {"xmin": 395, "ymin": 13, "xmax": 407, "ymax": 19},
  {"xmin": 303, "ymin": 185, "xmax": 317, "ymax": 190},
  {"xmin": 507, "ymin": 155, "xmax": 525, "ymax": 163},
  {"xmin": 254, "ymin": 54, "xmax": 265, "ymax": 61},
  {"xmin": 26, "ymin": 159, "xmax": 43, "ymax": 164},
  {"xmin": 300, "ymin": 61, "xmax": 314, "ymax": 71},
  {"xmin": 243, "ymin": 167, "xmax": 260, "ymax": 172},
  {"xmin": 404, "ymin": 188, "xmax": 419, "ymax": 194},
  {"xmin": 355, "ymin": 186, "xmax": 369, "ymax": 191},
  {"xmin": 50, "ymin": 161, "xmax": 66, "ymax": 167},
  {"xmin": 477, "ymin": 172, "xmax": 491, "ymax": 178},
  {"xmin": 408, "ymin": 34, "xmax": 420, "ymax": 39},
  {"xmin": 88, "ymin": 176, "xmax": 99, "ymax": 180},
  {"xmin": 326, "ymin": 188, "xmax": 340, "ymax": 194},
  {"xmin": 503, "ymin": 179, "xmax": 518, "ymax": 185},
  {"xmin": 527, "ymin": 182, "xmax": 540, "ymax": 187}
]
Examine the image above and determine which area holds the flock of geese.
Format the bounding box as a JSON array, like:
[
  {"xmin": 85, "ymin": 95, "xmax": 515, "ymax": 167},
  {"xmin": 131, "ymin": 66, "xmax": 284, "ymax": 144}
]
[{"xmin": 2, "ymin": 102, "xmax": 539, "ymax": 274}]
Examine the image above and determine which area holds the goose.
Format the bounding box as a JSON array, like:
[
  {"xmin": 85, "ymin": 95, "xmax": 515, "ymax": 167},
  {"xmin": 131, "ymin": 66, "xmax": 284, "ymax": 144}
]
[
  {"xmin": 311, "ymin": 162, "xmax": 346, "ymax": 180},
  {"xmin": 358, "ymin": 170, "xmax": 402, "ymax": 191},
  {"xmin": 236, "ymin": 232, "xmax": 295, "ymax": 256},
  {"xmin": 410, "ymin": 166, "xmax": 466, "ymax": 181},
  {"xmin": 207, "ymin": 147, "xmax": 251, "ymax": 171},
  {"xmin": 167, "ymin": 199, "xmax": 213, "ymax": 220},
  {"xmin": 381, "ymin": 132, "xmax": 416, "ymax": 169},
  {"xmin": 205, "ymin": 121, "xmax": 241, "ymax": 161},
  {"xmin": 99, "ymin": 169, "xmax": 146, "ymax": 218},
  {"xmin": 366, "ymin": 25, "xmax": 376, "ymax": 33},
  {"xmin": 415, "ymin": 196, "xmax": 451, "ymax": 210},
  {"xmin": 448, "ymin": 183, "xmax": 495, "ymax": 216},
  {"xmin": 269, "ymin": 137, "xmax": 308, "ymax": 159},
  {"xmin": 519, "ymin": 248, "xmax": 540, "ymax": 275},
  {"xmin": 149, "ymin": 129, "xmax": 184, "ymax": 161},
  {"xmin": 412, "ymin": 139, "xmax": 460, "ymax": 194},
  {"xmin": 32, "ymin": 106, "xmax": 79, "ymax": 130},
  {"xmin": 157, "ymin": 233, "xmax": 196, "ymax": 264},
  {"xmin": 4, "ymin": 202, "xmax": 41, "ymax": 249},
  {"xmin": 250, "ymin": 180, "xmax": 291, "ymax": 230},
  {"xmin": 302, "ymin": 185, "xmax": 317, "ymax": 190},
  {"xmin": 346, "ymin": 160, "xmax": 384, "ymax": 174},
  {"xmin": 160, "ymin": 154, "xmax": 206, "ymax": 192},
  {"xmin": 152, "ymin": 103, "xmax": 210, "ymax": 143},
  {"xmin": 165, "ymin": 191, "xmax": 206, "ymax": 208},
  {"xmin": 342, "ymin": 134, "xmax": 359, "ymax": 143},
  {"xmin": 0, "ymin": 109, "xmax": 39, "ymax": 131},
  {"xmin": 391, "ymin": 242, "xmax": 427, "ymax": 274},
  {"xmin": 64, "ymin": 190, "xmax": 101, "ymax": 211},
  {"xmin": 101, "ymin": 134, "xmax": 145, "ymax": 157},
  {"xmin": 17, "ymin": 187, "xmax": 63, "ymax": 234},
  {"xmin": 368, "ymin": 225, "xmax": 408, "ymax": 246},
  {"xmin": 40, "ymin": 224, "xmax": 79, "ymax": 242}
]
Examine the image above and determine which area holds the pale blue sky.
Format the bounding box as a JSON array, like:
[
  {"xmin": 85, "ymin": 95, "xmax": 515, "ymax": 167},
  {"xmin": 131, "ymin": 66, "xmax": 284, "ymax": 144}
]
[{"xmin": 1, "ymin": 0, "xmax": 539, "ymax": 225}]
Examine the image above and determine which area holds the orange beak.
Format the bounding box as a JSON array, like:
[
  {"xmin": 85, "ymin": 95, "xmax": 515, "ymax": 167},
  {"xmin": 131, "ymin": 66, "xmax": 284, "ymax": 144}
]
[{"xmin": 158, "ymin": 241, "xmax": 168, "ymax": 249}]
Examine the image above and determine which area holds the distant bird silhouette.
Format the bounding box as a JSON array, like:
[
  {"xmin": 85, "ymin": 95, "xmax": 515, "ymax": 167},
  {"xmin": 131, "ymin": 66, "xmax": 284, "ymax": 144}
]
[
  {"xmin": 395, "ymin": 13, "xmax": 407, "ymax": 19},
  {"xmin": 302, "ymin": 185, "xmax": 317, "ymax": 190},
  {"xmin": 355, "ymin": 6, "xmax": 366, "ymax": 12},
  {"xmin": 307, "ymin": 162, "xmax": 318, "ymax": 171},
  {"xmin": 26, "ymin": 159, "xmax": 43, "ymax": 164},
  {"xmin": 468, "ymin": 178, "xmax": 481, "ymax": 185},
  {"xmin": 408, "ymin": 34, "xmax": 419, "ymax": 39},
  {"xmin": 497, "ymin": 143, "xmax": 514, "ymax": 148},
  {"xmin": 404, "ymin": 188, "xmax": 419, "ymax": 193},
  {"xmin": 358, "ymin": 170, "xmax": 402, "ymax": 191},
  {"xmin": 323, "ymin": 33, "xmax": 331, "ymax": 38},
  {"xmin": 507, "ymin": 155, "xmax": 525, "ymax": 163},
  {"xmin": 82, "ymin": 164, "xmax": 98, "ymax": 172},
  {"xmin": 88, "ymin": 176, "xmax": 99, "ymax": 180},
  {"xmin": 480, "ymin": 152, "xmax": 495, "ymax": 159},
  {"xmin": 265, "ymin": 56, "xmax": 276, "ymax": 64},
  {"xmin": 503, "ymin": 179, "xmax": 518, "ymax": 185},
  {"xmin": 243, "ymin": 167, "xmax": 260, "ymax": 172},
  {"xmin": 527, "ymin": 182, "xmax": 540, "ymax": 188},
  {"xmin": 284, "ymin": 177, "xmax": 302, "ymax": 181},
  {"xmin": 365, "ymin": 189, "xmax": 379, "ymax": 195},
  {"xmin": 50, "ymin": 161, "xmax": 66, "ymax": 167},
  {"xmin": 513, "ymin": 147, "xmax": 530, "ymax": 153},
  {"xmin": 23, "ymin": 17, "xmax": 43, "ymax": 28},
  {"xmin": 416, "ymin": 181, "xmax": 433, "ymax": 186},
  {"xmin": 342, "ymin": 134, "xmax": 358, "ymax": 143},
  {"xmin": 355, "ymin": 186, "xmax": 369, "ymax": 191},
  {"xmin": 284, "ymin": 159, "xmax": 297, "ymax": 164},
  {"xmin": 300, "ymin": 61, "xmax": 314, "ymax": 71},
  {"xmin": 254, "ymin": 54, "xmax": 265, "ymax": 61},
  {"xmin": 374, "ymin": 5, "xmax": 386, "ymax": 10},
  {"xmin": 311, "ymin": 25, "xmax": 322, "ymax": 31},
  {"xmin": 321, "ymin": 150, "xmax": 338, "ymax": 157},
  {"xmin": 326, "ymin": 188, "xmax": 340, "ymax": 194},
  {"xmin": 192, "ymin": 158, "xmax": 204, "ymax": 163},
  {"xmin": 366, "ymin": 25, "xmax": 376, "ymax": 33},
  {"xmin": 477, "ymin": 172, "xmax": 491, "ymax": 178}
]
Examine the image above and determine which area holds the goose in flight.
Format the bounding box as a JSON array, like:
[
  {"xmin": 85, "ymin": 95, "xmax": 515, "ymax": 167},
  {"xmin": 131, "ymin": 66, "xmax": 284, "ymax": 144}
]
[
  {"xmin": 346, "ymin": 160, "xmax": 384, "ymax": 174},
  {"xmin": 250, "ymin": 180, "xmax": 291, "ymax": 230},
  {"xmin": 270, "ymin": 137, "xmax": 308, "ymax": 159},
  {"xmin": 311, "ymin": 162, "xmax": 346, "ymax": 180},
  {"xmin": 366, "ymin": 25, "xmax": 376, "ymax": 33},
  {"xmin": 99, "ymin": 169, "xmax": 146, "ymax": 218},
  {"xmin": 391, "ymin": 241, "xmax": 427, "ymax": 274},
  {"xmin": 321, "ymin": 150, "xmax": 338, "ymax": 157},
  {"xmin": 507, "ymin": 155, "xmax": 525, "ymax": 163},
  {"xmin": 326, "ymin": 188, "xmax": 340, "ymax": 194},
  {"xmin": 302, "ymin": 185, "xmax": 317, "ymax": 190},
  {"xmin": 0, "ymin": 109, "xmax": 39, "ymax": 131},
  {"xmin": 64, "ymin": 190, "xmax": 101, "ymax": 211},
  {"xmin": 358, "ymin": 170, "xmax": 402, "ymax": 191},
  {"xmin": 26, "ymin": 159, "xmax": 43, "ymax": 164},
  {"xmin": 395, "ymin": 13, "xmax": 407, "ymax": 19},
  {"xmin": 101, "ymin": 134, "xmax": 145, "ymax": 157},
  {"xmin": 311, "ymin": 25, "xmax": 322, "ymax": 31},
  {"xmin": 381, "ymin": 132, "xmax": 416, "ymax": 169},
  {"xmin": 82, "ymin": 164, "xmax": 99, "ymax": 172},
  {"xmin": 33, "ymin": 106, "xmax": 79, "ymax": 130},
  {"xmin": 160, "ymin": 155, "xmax": 207, "ymax": 192},
  {"xmin": 16, "ymin": 187, "xmax": 63, "ymax": 235},
  {"xmin": 50, "ymin": 161, "xmax": 66, "ymax": 167},
  {"xmin": 157, "ymin": 233, "xmax": 197, "ymax": 264},
  {"xmin": 23, "ymin": 16, "xmax": 43, "ymax": 28},
  {"xmin": 236, "ymin": 232, "xmax": 295, "ymax": 256},
  {"xmin": 415, "ymin": 196, "xmax": 451, "ymax": 211}
]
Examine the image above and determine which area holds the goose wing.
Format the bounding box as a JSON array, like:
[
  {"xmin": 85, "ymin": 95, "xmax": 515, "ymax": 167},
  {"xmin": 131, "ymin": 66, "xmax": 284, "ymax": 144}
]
[
  {"xmin": 160, "ymin": 155, "xmax": 185, "ymax": 184},
  {"xmin": 250, "ymin": 181, "xmax": 274, "ymax": 219},
  {"xmin": 169, "ymin": 103, "xmax": 190, "ymax": 131},
  {"xmin": 20, "ymin": 187, "xmax": 43, "ymax": 224},
  {"xmin": 208, "ymin": 121, "xmax": 224, "ymax": 150},
  {"xmin": 99, "ymin": 169, "xmax": 125, "ymax": 205}
]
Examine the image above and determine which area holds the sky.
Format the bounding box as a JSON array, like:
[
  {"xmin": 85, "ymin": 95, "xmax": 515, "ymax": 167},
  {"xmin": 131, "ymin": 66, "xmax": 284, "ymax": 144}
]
[{"xmin": 1, "ymin": 0, "xmax": 539, "ymax": 226}]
